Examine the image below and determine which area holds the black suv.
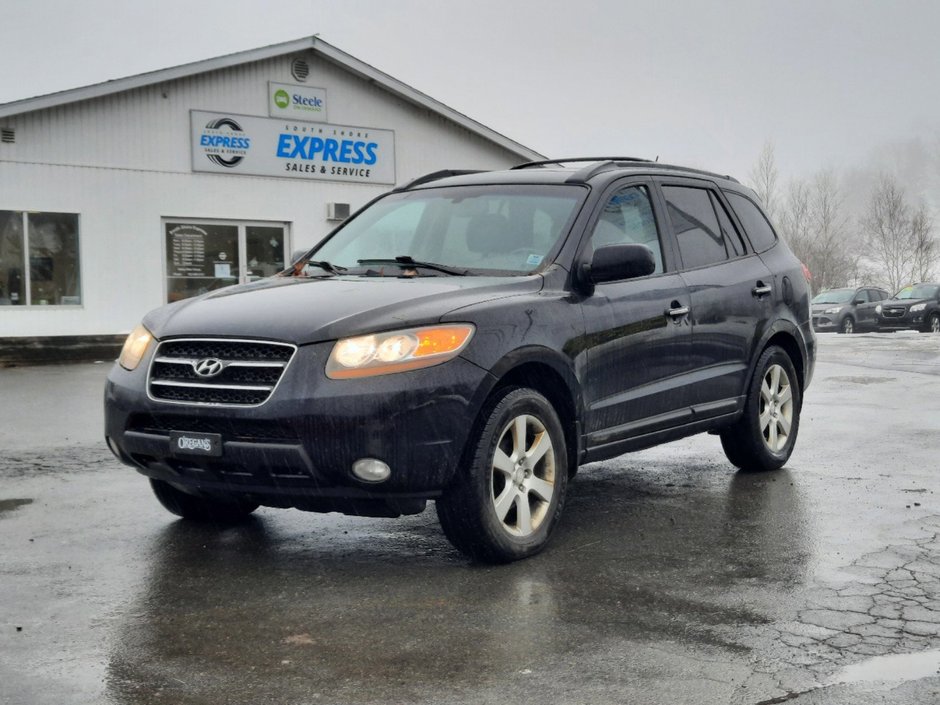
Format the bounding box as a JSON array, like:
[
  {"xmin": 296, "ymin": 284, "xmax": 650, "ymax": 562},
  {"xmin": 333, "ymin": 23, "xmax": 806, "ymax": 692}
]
[
  {"xmin": 877, "ymin": 283, "xmax": 940, "ymax": 332},
  {"xmin": 105, "ymin": 158, "xmax": 815, "ymax": 563}
]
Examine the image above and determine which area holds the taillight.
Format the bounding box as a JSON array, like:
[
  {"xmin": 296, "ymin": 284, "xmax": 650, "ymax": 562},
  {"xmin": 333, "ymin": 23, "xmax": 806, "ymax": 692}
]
[{"xmin": 800, "ymin": 262, "xmax": 813, "ymax": 283}]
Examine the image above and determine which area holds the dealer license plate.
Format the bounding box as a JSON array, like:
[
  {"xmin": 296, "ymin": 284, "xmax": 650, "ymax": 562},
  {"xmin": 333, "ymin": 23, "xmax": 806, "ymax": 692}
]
[{"xmin": 169, "ymin": 431, "xmax": 222, "ymax": 458}]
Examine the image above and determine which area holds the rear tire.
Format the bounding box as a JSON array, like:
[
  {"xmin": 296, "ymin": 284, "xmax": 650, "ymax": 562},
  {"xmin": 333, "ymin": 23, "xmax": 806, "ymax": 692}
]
[
  {"xmin": 720, "ymin": 346, "xmax": 802, "ymax": 472},
  {"xmin": 150, "ymin": 479, "xmax": 258, "ymax": 523},
  {"xmin": 436, "ymin": 387, "xmax": 568, "ymax": 563}
]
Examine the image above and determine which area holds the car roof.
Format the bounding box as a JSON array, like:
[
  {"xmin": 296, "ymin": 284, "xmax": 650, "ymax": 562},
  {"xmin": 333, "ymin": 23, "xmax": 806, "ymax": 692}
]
[{"xmin": 398, "ymin": 159, "xmax": 749, "ymax": 194}]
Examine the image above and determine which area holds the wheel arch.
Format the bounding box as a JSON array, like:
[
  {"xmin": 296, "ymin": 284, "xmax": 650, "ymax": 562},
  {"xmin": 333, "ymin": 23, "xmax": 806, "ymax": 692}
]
[
  {"xmin": 748, "ymin": 320, "xmax": 809, "ymax": 393},
  {"xmin": 464, "ymin": 347, "xmax": 583, "ymax": 478}
]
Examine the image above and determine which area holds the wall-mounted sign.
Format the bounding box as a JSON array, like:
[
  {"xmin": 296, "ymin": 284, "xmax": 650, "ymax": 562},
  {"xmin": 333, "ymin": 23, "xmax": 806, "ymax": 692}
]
[
  {"xmin": 190, "ymin": 111, "xmax": 396, "ymax": 185},
  {"xmin": 268, "ymin": 82, "xmax": 327, "ymax": 121}
]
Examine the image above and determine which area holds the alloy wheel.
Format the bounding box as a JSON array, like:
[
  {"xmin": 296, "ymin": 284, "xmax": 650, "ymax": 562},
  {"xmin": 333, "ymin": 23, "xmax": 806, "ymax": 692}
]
[
  {"xmin": 490, "ymin": 414, "xmax": 556, "ymax": 537},
  {"xmin": 759, "ymin": 364, "xmax": 793, "ymax": 453}
]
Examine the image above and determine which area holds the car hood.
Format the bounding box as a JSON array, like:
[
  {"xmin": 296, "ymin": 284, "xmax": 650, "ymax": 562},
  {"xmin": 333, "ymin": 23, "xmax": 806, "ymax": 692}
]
[
  {"xmin": 811, "ymin": 303, "xmax": 846, "ymax": 313},
  {"xmin": 143, "ymin": 274, "xmax": 542, "ymax": 344},
  {"xmin": 883, "ymin": 298, "xmax": 930, "ymax": 308}
]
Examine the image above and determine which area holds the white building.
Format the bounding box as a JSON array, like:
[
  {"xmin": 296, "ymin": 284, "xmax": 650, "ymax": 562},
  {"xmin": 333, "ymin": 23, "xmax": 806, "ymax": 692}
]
[{"xmin": 0, "ymin": 36, "xmax": 542, "ymax": 357}]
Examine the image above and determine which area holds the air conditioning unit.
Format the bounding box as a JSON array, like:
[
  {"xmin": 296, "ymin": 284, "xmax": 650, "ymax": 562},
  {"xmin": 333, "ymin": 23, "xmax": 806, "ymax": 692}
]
[{"xmin": 326, "ymin": 202, "xmax": 351, "ymax": 222}]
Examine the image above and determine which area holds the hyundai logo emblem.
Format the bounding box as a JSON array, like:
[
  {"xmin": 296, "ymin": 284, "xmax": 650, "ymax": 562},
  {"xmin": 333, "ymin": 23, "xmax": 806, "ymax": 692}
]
[{"xmin": 193, "ymin": 357, "xmax": 225, "ymax": 378}]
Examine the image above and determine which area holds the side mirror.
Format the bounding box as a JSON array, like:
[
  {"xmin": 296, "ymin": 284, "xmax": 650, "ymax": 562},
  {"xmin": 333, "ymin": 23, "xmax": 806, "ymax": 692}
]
[
  {"xmin": 586, "ymin": 244, "xmax": 656, "ymax": 286},
  {"xmin": 852, "ymin": 298, "xmax": 864, "ymax": 305}
]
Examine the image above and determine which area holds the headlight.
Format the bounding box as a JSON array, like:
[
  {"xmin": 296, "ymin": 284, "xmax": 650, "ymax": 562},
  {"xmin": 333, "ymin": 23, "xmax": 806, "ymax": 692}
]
[
  {"xmin": 326, "ymin": 324, "xmax": 475, "ymax": 379},
  {"xmin": 118, "ymin": 324, "xmax": 153, "ymax": 371},
  {"xmin": 910, "ymin": 303, "xmax": 926, "ymax": 312},
  {"xmin": 875, "ymin": 304, "xmax": 882, "ymax": 314},
  {"xmin": 824, "ymin": 306, "xmax": 843, "ymax": 314}
]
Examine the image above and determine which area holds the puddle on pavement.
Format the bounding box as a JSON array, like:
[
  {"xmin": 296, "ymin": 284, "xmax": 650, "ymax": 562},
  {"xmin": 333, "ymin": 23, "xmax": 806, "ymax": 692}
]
[
  {"xmin": 0, "ymin": 498, "xmax": 33, "ymax": 514},
  {"xmin": 829, "ymin": 649, "xmax": 940, "ymax": 685}
]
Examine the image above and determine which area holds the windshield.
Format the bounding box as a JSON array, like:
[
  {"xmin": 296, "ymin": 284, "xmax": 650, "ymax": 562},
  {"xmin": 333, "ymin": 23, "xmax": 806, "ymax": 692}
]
[
  {"xmin": 812, "ymin": 289, "xmax": 854, "ymax": 304},
  {"xmin": 894, "ymin": 284, "xmax": 940, "ymax": 300},
  {"xmin": 310, "ymin": 184, "xmax": 585, "ymax": 274}
]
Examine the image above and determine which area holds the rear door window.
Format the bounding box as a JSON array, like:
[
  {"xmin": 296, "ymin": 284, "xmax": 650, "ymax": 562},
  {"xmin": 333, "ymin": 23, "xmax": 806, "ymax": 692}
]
[
  {"xmin": 662, "ymin": 186, "xmax": 728, "ymax": 270},
  {"xmin": 710, "ymin": 193, "xmax": 747, "ymax": 256}
]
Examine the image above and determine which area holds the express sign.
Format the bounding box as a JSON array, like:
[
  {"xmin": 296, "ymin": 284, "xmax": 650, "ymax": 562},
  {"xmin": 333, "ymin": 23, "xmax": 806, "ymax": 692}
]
[{"xmin": 190, "ymin": 110, "xmax": 396, "ymax": 185}]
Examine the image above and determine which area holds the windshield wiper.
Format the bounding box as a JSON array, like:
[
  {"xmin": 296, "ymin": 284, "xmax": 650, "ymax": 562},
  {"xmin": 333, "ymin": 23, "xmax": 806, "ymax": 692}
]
[
  {"xmin": 287, "ymin": 257, "xmax": 347, "ymax": 277},
  {"xmin": 356, "ymin": 256, "xmax": 468, "ymax": 276}
]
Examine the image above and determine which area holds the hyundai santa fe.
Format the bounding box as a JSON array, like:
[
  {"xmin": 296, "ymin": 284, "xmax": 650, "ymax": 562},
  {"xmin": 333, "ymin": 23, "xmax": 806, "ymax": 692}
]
[{"xmin": 105, "ymin": 157, "xmax": 816, "ymax": 563}]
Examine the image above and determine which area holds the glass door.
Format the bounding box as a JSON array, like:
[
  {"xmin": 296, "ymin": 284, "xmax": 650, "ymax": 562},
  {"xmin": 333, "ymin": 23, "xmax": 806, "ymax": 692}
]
[
  {"xmin": 164, "ymin": 219, "xmax": 288, "ymax": 303},
  {"xmin": 246, "ymin": 226, "xmax": 286, "ymax": 282}
]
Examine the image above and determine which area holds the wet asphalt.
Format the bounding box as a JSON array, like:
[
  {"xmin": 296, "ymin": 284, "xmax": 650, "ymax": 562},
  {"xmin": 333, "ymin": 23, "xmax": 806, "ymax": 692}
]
[{"xmin": 1, "ymin": 332, "xmax": 939, "ymax": 704}]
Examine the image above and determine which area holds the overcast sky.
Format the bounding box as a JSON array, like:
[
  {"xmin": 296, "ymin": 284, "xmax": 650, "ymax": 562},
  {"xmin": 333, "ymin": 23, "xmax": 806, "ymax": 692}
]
[{"xmin": 2, "ymin": 0, "xmax": 939, "ymax": 182}]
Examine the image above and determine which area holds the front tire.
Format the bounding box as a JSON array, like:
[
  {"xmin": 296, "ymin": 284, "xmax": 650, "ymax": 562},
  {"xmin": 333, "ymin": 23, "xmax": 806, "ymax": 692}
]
[
  {"xmin": 150, "ymin": 479, "xmax": 258, "ymax": 523},
  {"xmin": 923, "ymin": 313, "xmax": 940, "ymax": 333},
  {"xmin": 436, "ymin": 387, "xmax": 568, "ymax": 563},
  {"xmin": 720, "ymin": 346, "xmax": 802, "ymax": 472},
  {"xmin": 839, "ymin": 316, "xmax": 855, "ymax": 334}
]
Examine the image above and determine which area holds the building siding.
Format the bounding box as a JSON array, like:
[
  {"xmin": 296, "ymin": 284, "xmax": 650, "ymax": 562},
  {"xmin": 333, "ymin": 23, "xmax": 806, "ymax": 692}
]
[{"xmin": 0, "ymin": 50, "xmax": 529, "ymax": 339}]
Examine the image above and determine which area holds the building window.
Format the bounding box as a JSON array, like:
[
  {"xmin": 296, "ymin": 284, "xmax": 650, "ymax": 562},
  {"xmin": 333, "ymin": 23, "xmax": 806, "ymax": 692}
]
[
  {"xmin": 164, "ymin": 219, "xmax": 288, "ymax": 303},
  {"xmin": 0, "ymin": 210, "xmax": 81, "ymax": 306}
]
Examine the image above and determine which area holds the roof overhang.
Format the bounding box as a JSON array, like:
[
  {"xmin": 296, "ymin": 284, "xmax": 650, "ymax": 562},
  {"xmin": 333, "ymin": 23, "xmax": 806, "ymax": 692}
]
[{"xmin": 0, "ymin": 36, "xmax": 544, "ymax": 162}]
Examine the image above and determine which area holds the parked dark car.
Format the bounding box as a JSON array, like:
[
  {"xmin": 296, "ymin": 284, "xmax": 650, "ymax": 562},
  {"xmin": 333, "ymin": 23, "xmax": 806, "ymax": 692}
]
[
  {"xmin": 877, "ymin": 283, "xmax": 940, "ymax": 333},
  {"xmin": 811, "ymin": 286, "xmax": 891, "ymax": 334},
  {"xmin": 104, "ymin": 157, "xmax": 815, "ymax": 563}
]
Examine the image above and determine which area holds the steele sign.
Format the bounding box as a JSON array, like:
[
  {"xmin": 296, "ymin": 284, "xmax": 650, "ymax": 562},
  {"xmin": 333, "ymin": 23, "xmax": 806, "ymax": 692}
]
[{"xmin": 268, "ymin": 82, "xmax": 328, "ymax": 121}]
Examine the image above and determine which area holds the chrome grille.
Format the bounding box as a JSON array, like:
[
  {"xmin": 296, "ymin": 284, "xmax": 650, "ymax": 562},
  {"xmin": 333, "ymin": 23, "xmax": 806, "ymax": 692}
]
[
  {"xmin": 882, "ymin": 307, "xmax": 906, "ymax": 318},
  {"xmin": 148, "ymin": 338, "xmax": 296, "ymax": 406}
]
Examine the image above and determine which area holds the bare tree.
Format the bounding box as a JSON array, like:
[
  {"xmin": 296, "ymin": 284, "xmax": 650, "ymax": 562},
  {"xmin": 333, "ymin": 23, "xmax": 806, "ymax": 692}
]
[
  {"xmin": 861, "ymin": 175, "xmax": 914, "ymax": 294},
  {"xmin": 777, "ymin": 171, "xmax": 853, "ymax": 293},
  {"xmin": 909, "ymin": 202, "xmax": 936, "ymax": 282},
  {"xmin": 805, "ymin": 170, "xmax": 854, "ymax": 293},
  {"xmin": 748, "ymin": 140, "xmax": 780, "ymax": 222},
  {"xmin": 778, "ymin": 178, "xmax": 812, "ymax": 266}
]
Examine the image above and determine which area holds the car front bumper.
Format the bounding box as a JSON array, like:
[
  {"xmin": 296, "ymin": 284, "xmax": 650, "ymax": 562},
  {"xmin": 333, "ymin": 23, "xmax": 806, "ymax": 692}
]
[
  {"xmin": 811, "ymin": 315, "xmax": 839, "ymax": 332},
  {"xmin": 104, "ymin": 341, "xmax": 491, "ymax": 508},
  {"xmin": 877, "ymin": 311, "xmax": 923, "ymax": 330}
]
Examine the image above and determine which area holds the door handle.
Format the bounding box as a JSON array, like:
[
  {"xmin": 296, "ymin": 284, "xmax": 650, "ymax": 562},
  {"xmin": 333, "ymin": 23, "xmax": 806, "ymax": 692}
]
[
  {"xmin": 752, "ymin": 283, "xmax": 772, "ymax": 298},
  {"xmin": 666, "ymin": 304, "xmax": 690, "ymax": 318}
]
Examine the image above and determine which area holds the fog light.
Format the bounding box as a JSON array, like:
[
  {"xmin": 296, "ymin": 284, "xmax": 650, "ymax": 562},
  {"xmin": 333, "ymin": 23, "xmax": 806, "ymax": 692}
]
[{"xmin": 352, "ymin": 458, "xmax": 391, "ymax": 483}]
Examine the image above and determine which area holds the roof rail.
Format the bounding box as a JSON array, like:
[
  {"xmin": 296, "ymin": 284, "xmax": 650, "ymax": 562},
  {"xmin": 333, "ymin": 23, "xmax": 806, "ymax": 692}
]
[
  {"xmin": 512, "ymin": 157, "xmax": 739, "ymax": 184},
  {"xmin": 566, "ymin": 160, "xmax": 621, "ymax": 183},
  {"xmin": 636, "ymin": 162, "xmax": 740, "ymax": 183},
  {"xmin": 511, "ymin": 157, "xmax": 652, "ymax": 170},
  {"xmin": 393, "ymin": 169, "xmax": 484, "ymax": 191}
]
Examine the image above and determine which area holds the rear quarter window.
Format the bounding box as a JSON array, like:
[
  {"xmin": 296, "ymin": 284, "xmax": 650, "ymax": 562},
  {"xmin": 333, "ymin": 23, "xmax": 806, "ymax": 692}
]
[{"xmin": 725, "ymin": 192, "xmax": 777, "ymax": 253}]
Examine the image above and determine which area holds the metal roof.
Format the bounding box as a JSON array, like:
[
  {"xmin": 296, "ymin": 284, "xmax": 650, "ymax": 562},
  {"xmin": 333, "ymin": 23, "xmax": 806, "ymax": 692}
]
[{"xmin": 0, "ymin": 35, "xmax": 544, "ymax": 162}]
